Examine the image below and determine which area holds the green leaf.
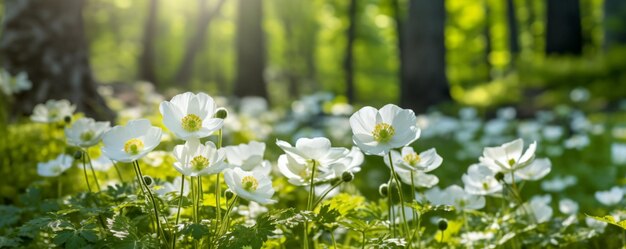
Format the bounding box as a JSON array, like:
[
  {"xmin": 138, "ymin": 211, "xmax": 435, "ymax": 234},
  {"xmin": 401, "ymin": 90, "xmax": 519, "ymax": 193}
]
[
  {"xmin": 182, "ymin": 223, "xmax": 210, "ymax": 240},
  {"xmin": 0, "ymin": 205, "xmax": 21, "ymax": 229},
  {"xmin": 586, "ymin": 214, "xmax": 626, "ymax": 230},
  {"xmin": 315, "ymin": 204, "xmax": 341, "ymax": 230}
]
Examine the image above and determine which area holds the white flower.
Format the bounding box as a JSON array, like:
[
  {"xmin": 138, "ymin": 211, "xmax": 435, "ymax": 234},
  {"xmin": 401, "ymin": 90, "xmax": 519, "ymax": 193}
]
[
  {"xmin": 563, "ymin": 134, "xmax": 589, "ymax": 150},
  {"xmin": 479, "ymin": 138, "xmax": 536, "ymax": 173},
  {"xmin": 513, "ymin": 158, "xmax": 551, "ymax": 181},
  {"xmin": 154, "ymin": 176, "xmax": 190, "ymax": 197},
  {"xmin": 611, "ymin": 143, "xmax": 626, "ymax": 165},
  {"xmin": 0, "ymin": 70, "xmax": 31, "ymax": 95},
  {"xmin": 349, "ymin": 104, "xmax": 421, "ymax": 156},
  {"xmin": 237, "ymin": 201, "xmax": 269, "ymax": 220},
  {"xmin": 460, "ymin": 232, "xmax": 494, "ymax": 244},
  {"xmin": 585, "ymin": 217, "xmax": 607, "ymax": 233},
  {"xmin": 276, "ymin": 137, "xmax": 348, "ymax": 168},
  {"xmin": 224, "ymin": 141, "xmax": 266, "ymax": 171},
  {"xmin": 159, "ymin": 92, "xmax": 224, "ymax": 140},
  {"xmin": 90, "ymin": 153, "xmax": 114, "ymax": 172},
  {"xmin": 425, "ymin": 185, "xmax": 485, "ymax": 211},
  {"xmin": 396, "ymin": 170, "xmax": 439, "ymax": 188},
  {"xmin": 519, "ymin": 195, "xmax": 552, "ymax": 223},
  {"xmin": 102, "ymin": 119, "xmax": 162, "ymax": 163},
  {"xmin": 142, "ymin": 151, "xmax": 170, "ymax": 167},
  {"xmin": 595, "ymin": 186, "xmax": 623, "ymax": 206},
  {"xmin": 65, "ymin": 118, "xmax": 110, "ymax": 148},
  {"xmin": 384, "ymin": 147, "xmax": 442, "ymax": 172},
  {"xmin": 224, "ymin": 167, "xmax": 276, "ymax": 204},
  {"xmin": 330, "ymin": 147, "xmax": 364, "ymax": 175},
  {"xmin": 462, "ymin": 164, "xmax": 502, "ymax": 196},
  {"xmin": 239, "ymin": 97, "xmax": 268, "ymax": 117},
  {"xmin": 277, "ymin": 154, "xmax": 334, "ymax": 186},
  {"xmin": 172, "ymin": 139, "xmax": 227, "ymax": 176},
  {"xmin": 541, "ymin": 175, "xmax": 577, "ymax": 192},
  {"xmin": 37, "ymin": 154, "xmax": 73, "ymax": 177},
  {"xmin": 31, "ymin": 99, "xmax": 76, "ymax": 123},
  {"xmin": 559, "ymin": 198, "xmax": 579, "ymax": 215}
]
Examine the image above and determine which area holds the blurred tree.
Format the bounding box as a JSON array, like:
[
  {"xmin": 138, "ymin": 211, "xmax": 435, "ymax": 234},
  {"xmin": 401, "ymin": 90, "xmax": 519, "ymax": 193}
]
[
  {"xmin": 174, "ymin": 0, "xmax": 226, "ymax": 86},
  {"xmin": 234, "ymin": 0, "xmax": 268, "ymax": 99},
  {"xmin": 546, "ymin": 0, "xmax": 582, "ymax": 55},
  {"xmin": 507, "ymin": 0, "xmax": 519, "ymax": 55},
  {"xmin": 344, "ymin": 0, "xmax": 358, "ymax": 103},
  {"xmin": 604, "ymin": 0, "xmax": 626, "ymax": 48},
  {"xmin": 0, "ymin": 0, "xmax": 114, "ymax": 120},
  {"xmin": 398, "ymin": 0, "xmax": 450, "ymax": 112},
  {"xmin": 138, "ymin": 0, "xmax": 159, "ymax": 85}
]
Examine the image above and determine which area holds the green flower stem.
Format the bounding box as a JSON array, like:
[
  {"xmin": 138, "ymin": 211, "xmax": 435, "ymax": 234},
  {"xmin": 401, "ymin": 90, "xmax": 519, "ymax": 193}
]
[
  {"xmin": 218, "ymin": 195, "xmax": 239, "ymax": 236},
  {"xmin": 387, "ymin": 151, "xmax": 410, "ymax": 245},
  {"xmin": 330, "ymin": 230, "xmax": 338, "ymax": 249},
  {"xmin": 172, "ymin": 175, "xmax": 185, "ymax": 249},
  {"xmin": 361, "ymin": 231, "xmax": 366, "ymax": 249},
  {"xmin": 214, "ymin": 129, "xmax": 223, "ymax": 242},
  {"xmin": 134, "ymin": 161, "xmax": 169, "ymax": 247},
  {"xmin": 409, "ymin": 170, "xmax": 418, "ymax": 243},
  {"xmin": 387, "ymin": 179, "xmax": 395, "ymax": 237},
  {"xmin": 132, "ymin": 161, "xmax": 147, "ymax": 196},
  {"xmin": 84, "ymin": 151, "xmax": 101, "ymax": 192},
  {"xmin": 197, "ymin": 176, "xmax": 203, "ymax": 218},
  {"xmin": 303, "ymin": 160, "xmax": 318, "ymax": 249},
  {"xmin": 111, "ymin": 160, "xmax": 125, "ymax": 183},
  {"xmin": 81, "ymin": 152, "xmax": 93, "ymax": 193},
  {"xmin": 312, "ymin": 180, "xmax": 343, "ymax": 209}
]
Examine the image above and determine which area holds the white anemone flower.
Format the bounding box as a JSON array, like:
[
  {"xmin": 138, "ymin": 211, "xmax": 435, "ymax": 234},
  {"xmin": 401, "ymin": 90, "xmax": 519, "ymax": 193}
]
[
  {"xmin": 65, "ymin": 118, "xmax": 110, "ymax": 148},
  {"xmin": 462, "ymin": 164, "xmax": 502, "ymax": 196},
  {"xmin": 37, "ymin": 154, "xmax": 74, "ymax": 177},
  {"xmin": 395, "ymin": 168, "xmax": 439, "ymax": 188},
  {"xmin": 276, "ymin": 137, "xmax": 349, "ymax": 169},
  {"xmin": 519, "ymin": 195, "xmax": 553, "ymax": 223},
  {"xmin": 31, "ymin": 99, "xmax": 76, "ymax": 123},
  {"xmin": 424, "ymin": 185, "xmax": 485, "ymax": 211},
  {"xmin": 102, "ymin": 119, "xmax": 162, "ymax": 163},
  {"xmin": 559, "ymin": 198, "xmax": 579, "ymax": 215},
  {"xmin": 513, "ymin": 158, "xmax": 551, "ymax": 181},
  {"xmin": 172, "ymin": 139, "xmax": 227, "ymax": 176},
  {"xmin": 224, "ymin": 167, "xmax": 276, "ymax": 204},
  {"xmin": 224, "ymin": 141, "xmax": 266, "ymax": 171},
  {"xmin": 90, "ymin": 153, "xmax": 114, "ymax": 172},
  {"xmin": 330, "ymin": 147, "xmax": 364, "ymax": 176},
  {"xmin": 479, "ymin": 138, "xmax": 537, "ymax": 173},
  {"xmin": 595, "ymin": 186, "xmax": 624, "ymax": 206},
  {"xmin": 277, "ymin": 154, "xmax": 335, "ymax": 186},
  {"xmin": 349, "ymin": 104, "xmax": 421, "ymax": 156},
  {"xmin": 159, "ymin": 92, "xmax": 224, "ymax": 140},
  {"xmin": 0, "ymin": 70, "xmax": 31, "ymax": 95},
  {"xmin": 154, "ymin": 176, "xmax": 190, "ymax": 197},
  {"xmin": 385, "ymin": 147, "xmax": 442, "ymax": 172}
]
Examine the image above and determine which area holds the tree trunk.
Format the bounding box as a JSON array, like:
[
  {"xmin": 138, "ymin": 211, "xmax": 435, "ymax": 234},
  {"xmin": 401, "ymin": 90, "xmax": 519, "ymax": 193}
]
[
  {"xmin": 546, "ymin": 0, "xmax": 582, "ymax": 55},
  {"xmin": 138, "ymin": 0, "xmax": 159, "ymax": 85},
  {"xmin": 174, "ymin": 0, "xmax": 226, "ymax": 86},
  {"xmin": 399, "ymin": 0, "xmax": 450, "ymax": 113},
  {"xmin": 604, "ymin": 0, "xmax": 626, "ymax": 48},
  {"xmin": 344, "ymin": 0, "xmax": 358, "ymax": 103},
  {"xmin": 0, "ymin": 0, "xmax": 114, "ymax": 121},
  {"xmin": 233, "ymin": 0, "xmax": 268, "ymax": 99},
  {"xmin": 507, "ymin": 0, "xmax": 519, "ymax": 55}
]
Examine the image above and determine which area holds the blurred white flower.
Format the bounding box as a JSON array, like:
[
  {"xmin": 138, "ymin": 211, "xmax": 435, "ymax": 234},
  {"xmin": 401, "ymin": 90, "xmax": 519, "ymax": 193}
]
[
  {"xmin": 497, "ymin": 107, "xmax": 516, "ymax": 120},
  {"xmin": 558, "ymin": 198, "xmax": 579, "ymax": 215},
  {"xmin": 65, "ymin": 118, "xmax": 110, "ymax": 148},
  {"xmin": 462, "ymin": 164, "xmax": 502, "ymax": 195},
  {"xmin": 542, "ymin": 126, "xmax": 564, "ymax": 142},
  {"xmin": 31, "ymin": 99, "xmax": 76, "ymax": 123},
  {"xmin": 484, "ymin": 119, "xmax": 508, "ymax": 136},
  {"xmin": 541, "ymin": 175, "xmax": 577, "ymax": 192},
  {"xmin": 425, "ymin": 185, "xmax": 485, "ymax": 211},
  {"xmin": 37, "ymin": 154, "xmax": 73, "ymax": 177},
  {"xmin": 480, "ymin": 138, "xmax": 536, "ymax": 173},
  {"xmin": 159, "ymin": 92, "xmax": 224, "ymax": 140},
  {"xmin": 154, "ymin": 176, "xmax": 189, "ymax": 197},
  {"xmin": 519, "ymin": 195, "xmax": 552, "ymax": 223},
  {"xmin": 585, "ymin": 217, "xmax": 607, "ymax": 233},
  {"xmin": 349, "ymin": 104, "xmax": 421, "ymax": 156},
  {"xmin": 90, "ymin": 153, "xmax": 114, "ymax": 172},
  {"xmin": 611, "ymin": 143, "xmax": 626, "ymax": 165},
  {"xmin": 172, "ymin": 139, "xmax": 227, "ymax": 176},
  {"xmin": 142, "ymin": 151, "xmax": 169, "ymax": 167},
  {"xmin": 384, "ymin": 147, "xmax": 442, "ymax": 172},
  {"xmin": 224, "ymin": 141, "xmax": 265, "ymax": 170},
  {"xmin": 102, "ymin": 119, "xmax": 162, "ymax": 163},
  {"xmin": 460, "ymin": 231, "xmax": 494, "ymax": 244},
  {"xmin": 595, "ymin": 186, "xmax": 624, "ymax": 206},
  {"xmin": 239, "ymin": 97, "xmax": 268, "ymax": 117},
  {"xmin": 569, "ymin": 87, "xmax": 590, "ymax": 103},
  {"xmin": 330, "ymin": 147, "xmax": 364, "ymax": 176},
  {"xmin": 224, "ymin": 167, "xmax": 276, "ymax": 204},
  {"xmin": 459, "ymin": 107, "xmax": 477, "ymax": 120},
  {"xmin": 563, "ymin": 134, "xmax": 589, "ymax": 150},
  {"xmin": 237, "ymin": 201, "xmax": 269, "ymax": 225},
  {"xmin": 0, "ymin": 70, "xmax": 31, "ymax": 95},
  {"xmin": 330, "ymin": 103, "xmax": 353, "ymax": 116},
  {"xmin": 513, "ymin": 158, "xmax": 551, "ymax": 181}
]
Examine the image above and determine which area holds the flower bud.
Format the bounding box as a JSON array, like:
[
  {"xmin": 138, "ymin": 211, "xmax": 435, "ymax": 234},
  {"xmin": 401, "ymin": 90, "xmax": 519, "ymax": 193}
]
[
  {"xmin": 224, "ymin": 189, "xmax": 235, "ymax": 200},
  {"xmin": 495, "ymin": 172, "xmax": 505, "ymax": 182},
  {"xmin": 73, "ymin": 150, "xmax": 83, "ymax": 160},
  {"xmin": 215, "ymin": 108, "xmax": 228, "ymax": 119},
  {"xmin": 64, "ymin": 116, "xmax": 72, "ymax": 124},
  {"xmin": 341, "ymin": 171, "xmax": 354, "ymax": 182},
  {"xmin": 438, "ymin": 219, "xmax": 448, "ymax": 231},
  {"xmin": 143, "ymin": 175, "xmax": 154, "ymax": 187},
  {"xmin": 379, "ymin": 183, "xmax": 389, "ymax": 197}
]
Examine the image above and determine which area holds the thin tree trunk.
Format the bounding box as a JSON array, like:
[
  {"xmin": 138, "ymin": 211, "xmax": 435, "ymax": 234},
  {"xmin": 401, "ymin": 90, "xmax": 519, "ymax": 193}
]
[
  {"xmin": 507, "ymin": 0, "xmax": 519, "ymax": 55},
  {"xmin": 344, "ymin": 0, "xmax": 358, "ymax": 103},
  {"xmin": 484, "ymin": 0, "xmax": 492, "ymax": 80},
  {"xmin": 400, "ymin": 0, "xmax": 450, "ymax": 112},
  {"xmin": 234, "ymin": 0, "xmax": 268, "ymax": 99},
  {"xmin": 174, "ymin": 0, "xmax": 226, "ymax": 85},
  {"xmin": 138, "ymin": 0, "xmax": 159, "ymax": 85},
  {"xmin": 546, "ymin": 0, "xmax": 583, "ymax": 55},
  {"xmin": 0, "ymin": 0, "xmax": 114, "ymax": 121}
]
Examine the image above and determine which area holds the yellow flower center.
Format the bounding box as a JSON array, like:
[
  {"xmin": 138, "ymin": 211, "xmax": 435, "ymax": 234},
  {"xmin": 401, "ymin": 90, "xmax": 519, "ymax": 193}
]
[
  {"xmin": 482, "ymin": 182, "xmax": 490, "ymax": 190},
  {"xmin": 403, "ymin": 153, "xmax": 421, "ymax": 166},
  {"xmin": 124, "ymin": 138, "xmax": 144, "ymax": 155},
  {"xmin": 80, "ymin": 131, "xmax": 94, "ymax": 142},
  {"xmin": 190, "ymin": 156, "xmax": 210, "ymax": 171},
  {"xmin": 181, "ymin": 114, "xmax": 202, "ymax": 132},
  {"xmin": 508, "ymin": 158, "xmax": 516, "ymax": 167},
  {"xmin": 241, "ymin": 175, "xmax": 259, "ymax": 191},
  {"xmin": 372, "ymin": 123, "xmax": 395, "ymax": 143}
]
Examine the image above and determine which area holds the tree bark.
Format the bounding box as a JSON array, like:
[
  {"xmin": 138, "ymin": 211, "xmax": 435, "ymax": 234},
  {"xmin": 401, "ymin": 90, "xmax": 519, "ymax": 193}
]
[
  {"xmin": 138, "ymin": 0, "xmax": 159, "ymax": 85},
  {"xmin": 546, "ymin": 0, "xmax": 583, "ymax": 55},
  {"xmin": 174, "ymin": 0, "xmax": 226, "ymax": 86},
  {"xmin": 399, "ymin": 0, "xmax": 450, "ymax": 113},
  {"xmin": 233, "ymin": 0, "xmax": 268, "ymax": 99},
  {"xmin": 0, "ymin": 0, "xmax": 114, "ymax": 121},
  {"xmin": 344, "ymin": 0, "xmax": 358, "ymax": 103}
]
